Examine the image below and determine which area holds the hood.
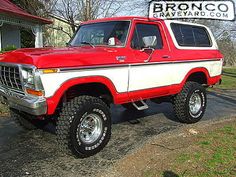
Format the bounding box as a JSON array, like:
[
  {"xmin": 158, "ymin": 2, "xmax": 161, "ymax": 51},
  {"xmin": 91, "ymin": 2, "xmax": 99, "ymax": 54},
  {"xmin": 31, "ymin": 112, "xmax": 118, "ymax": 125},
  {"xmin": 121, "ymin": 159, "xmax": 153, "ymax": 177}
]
[{"xmin": 0, "ymin": 47, "xmax": 125, "ymax": 69}]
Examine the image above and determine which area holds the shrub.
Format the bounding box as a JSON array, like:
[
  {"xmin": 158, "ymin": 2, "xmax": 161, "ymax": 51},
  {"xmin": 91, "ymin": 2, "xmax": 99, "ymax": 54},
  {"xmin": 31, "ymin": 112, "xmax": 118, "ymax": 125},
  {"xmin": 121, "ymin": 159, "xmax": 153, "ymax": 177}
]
[
  {"xmin": 218, "ymin": 39, "xmax": 236, "ymax": 66},
  {"xmin": 0, "ymin": 45, "xmax": 17, "ymax": 53}
]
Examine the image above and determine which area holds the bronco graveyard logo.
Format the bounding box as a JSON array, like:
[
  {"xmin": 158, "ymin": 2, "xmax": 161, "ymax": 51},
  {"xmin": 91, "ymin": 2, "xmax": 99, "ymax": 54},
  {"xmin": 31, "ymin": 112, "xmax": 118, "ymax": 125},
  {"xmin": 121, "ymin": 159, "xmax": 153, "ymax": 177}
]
[{"xmin": 149, "ymin": 0, "xmax": 235, "ymax": 21}]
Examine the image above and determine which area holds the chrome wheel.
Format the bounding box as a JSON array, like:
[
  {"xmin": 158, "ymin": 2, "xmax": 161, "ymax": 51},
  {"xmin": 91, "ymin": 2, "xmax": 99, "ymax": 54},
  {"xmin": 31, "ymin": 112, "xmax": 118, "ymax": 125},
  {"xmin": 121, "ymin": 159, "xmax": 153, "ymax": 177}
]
[
  {"xmin": 78, "ymin": 113, "xmax": 103, "ymax": 144},
  {"xmin": 189, "ymin": 92, "xmax": 202, "ymax": 115}
]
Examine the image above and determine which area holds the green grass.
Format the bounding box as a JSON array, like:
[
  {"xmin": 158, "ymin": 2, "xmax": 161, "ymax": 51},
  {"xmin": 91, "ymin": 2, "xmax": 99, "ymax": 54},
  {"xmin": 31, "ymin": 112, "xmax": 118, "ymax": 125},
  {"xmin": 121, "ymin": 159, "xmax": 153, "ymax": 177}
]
[
  {"xmin": 176, "ymin": 153, "xmax": 191, "ymax": 163},
  {"xmin": 173, "ymin": 124, "xmax": 236, "ymax": 177},
  {"xmin": 215, "ymin": 67, "xmax": 236, "ymax": 90},
  {"xmin": 141, "ymin": 123, "xmax": 236, "ymax": 177}
]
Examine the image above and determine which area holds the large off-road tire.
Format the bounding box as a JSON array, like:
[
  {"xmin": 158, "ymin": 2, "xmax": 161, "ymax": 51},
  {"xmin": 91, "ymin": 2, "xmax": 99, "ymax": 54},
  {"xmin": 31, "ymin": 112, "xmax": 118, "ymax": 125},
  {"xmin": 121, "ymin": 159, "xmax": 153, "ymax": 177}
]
[
  {"xmin": 56, "ymin": 96, "xmax": 111, "ymax": 158},
  {"xmin": 173, "ymin": 81, "xmax": 207, "ymax": 124},
  {"xmin": 10, "ymin": 109, "xmax": 37, "ymax": 130}
]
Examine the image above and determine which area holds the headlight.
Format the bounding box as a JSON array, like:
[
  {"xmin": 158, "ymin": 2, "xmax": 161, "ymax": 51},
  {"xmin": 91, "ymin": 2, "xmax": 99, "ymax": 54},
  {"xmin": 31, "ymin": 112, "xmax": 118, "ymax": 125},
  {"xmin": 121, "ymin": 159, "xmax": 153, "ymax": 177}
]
[
  {"xmin": 21, "ymin": 66, "xmax": 44, "ymax": 97},
  {"xmin": 21, "ymin": 68, "xmax": 35, "ymax": 88}
]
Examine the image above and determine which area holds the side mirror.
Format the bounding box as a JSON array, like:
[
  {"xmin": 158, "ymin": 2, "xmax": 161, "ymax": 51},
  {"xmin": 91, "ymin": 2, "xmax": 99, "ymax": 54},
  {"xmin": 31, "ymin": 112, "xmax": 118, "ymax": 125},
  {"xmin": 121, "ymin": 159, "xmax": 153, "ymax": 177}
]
[
  {"xmin": 108, "ymin": 37, "xmax": 116, "ymax": 46},
  {"xmin": 142, "ymin": 36, "xmax": 157, "ymax": 48}
]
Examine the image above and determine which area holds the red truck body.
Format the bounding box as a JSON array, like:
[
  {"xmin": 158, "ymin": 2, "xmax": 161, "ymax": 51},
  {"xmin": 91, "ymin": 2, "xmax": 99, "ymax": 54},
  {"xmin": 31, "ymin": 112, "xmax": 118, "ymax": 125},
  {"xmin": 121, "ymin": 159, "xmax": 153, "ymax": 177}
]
[{"xmin": 1, "ymin": 17, "xmax": 222, "ymax": 115}]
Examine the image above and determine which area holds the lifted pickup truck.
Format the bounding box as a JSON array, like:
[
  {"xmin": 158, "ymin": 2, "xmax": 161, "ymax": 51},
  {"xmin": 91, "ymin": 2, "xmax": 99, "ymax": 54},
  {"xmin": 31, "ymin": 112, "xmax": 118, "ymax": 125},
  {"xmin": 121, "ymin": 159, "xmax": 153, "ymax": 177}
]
[{"xmin": 0, "ymin": 16, "xmax": 223, "ymax": 158}]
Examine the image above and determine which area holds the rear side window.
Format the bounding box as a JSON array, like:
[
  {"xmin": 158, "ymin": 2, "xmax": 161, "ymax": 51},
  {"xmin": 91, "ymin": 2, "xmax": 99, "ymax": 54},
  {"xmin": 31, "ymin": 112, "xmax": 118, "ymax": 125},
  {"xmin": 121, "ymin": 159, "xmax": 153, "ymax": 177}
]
[{"xmin": 171, "ymin": 23, "xmax": 211, "ymax": 47}]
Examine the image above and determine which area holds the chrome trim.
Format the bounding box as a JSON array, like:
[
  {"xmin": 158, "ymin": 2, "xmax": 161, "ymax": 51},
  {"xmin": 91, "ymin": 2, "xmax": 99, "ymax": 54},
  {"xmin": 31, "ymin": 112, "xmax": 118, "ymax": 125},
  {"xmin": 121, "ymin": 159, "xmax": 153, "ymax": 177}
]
[
  {"xmin": 13, "ymin": 67, "xmax": 20, "ymax": 89},
  {"xmin": 0, "ymin": 85, "xmax": 47, "ymax": 115},
  {"xmin": 0, "ymin": 64, "xmax": 23, "ymax": 92},
  {"xmin": 0, "ymin": 62, "xmax": 44, "ymax": 96},
  {"xmin": 78, "ymin": 113, "xmax": 103, "ymax": 144},
  {"xmin": 0, "ymin": 62, "xmax": 46, "ymax": 115},
  {"xmin": 116, "ymin": 56, "xmax": 127, "ymax": 61},
  {"xmin": 189, "ymin": 92, "xmax": 202, "ymax": 115}
]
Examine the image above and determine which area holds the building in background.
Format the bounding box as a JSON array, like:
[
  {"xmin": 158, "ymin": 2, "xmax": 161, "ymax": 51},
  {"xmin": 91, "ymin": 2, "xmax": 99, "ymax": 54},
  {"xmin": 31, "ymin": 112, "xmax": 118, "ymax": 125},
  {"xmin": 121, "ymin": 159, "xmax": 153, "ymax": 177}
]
[
  {"xmin": 46, "ymin": 14, "xmax": 74, "ymax": 47},
  {"xmin": 0, "ymin": 0, "xmax": 52, "ymax": 51},
  {"xmin": 46, "ymin": 14, "xmax": 80, "ymax": 47}
]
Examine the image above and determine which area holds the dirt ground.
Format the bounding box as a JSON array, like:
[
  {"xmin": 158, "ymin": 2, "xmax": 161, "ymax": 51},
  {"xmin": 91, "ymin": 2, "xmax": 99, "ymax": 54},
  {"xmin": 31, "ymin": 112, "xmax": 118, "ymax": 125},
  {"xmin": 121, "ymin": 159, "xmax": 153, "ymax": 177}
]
[{"xmin": 100, "ymin": 117, "xmax": 236, "ymax": 177}]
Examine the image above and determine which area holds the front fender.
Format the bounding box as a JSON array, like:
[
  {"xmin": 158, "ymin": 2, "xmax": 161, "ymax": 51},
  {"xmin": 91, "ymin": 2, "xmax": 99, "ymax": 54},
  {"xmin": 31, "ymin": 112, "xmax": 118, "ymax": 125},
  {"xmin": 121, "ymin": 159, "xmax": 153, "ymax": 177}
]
[{"xmin": 46, "ymin": 76, "xmax": 128, "ymax": 115}]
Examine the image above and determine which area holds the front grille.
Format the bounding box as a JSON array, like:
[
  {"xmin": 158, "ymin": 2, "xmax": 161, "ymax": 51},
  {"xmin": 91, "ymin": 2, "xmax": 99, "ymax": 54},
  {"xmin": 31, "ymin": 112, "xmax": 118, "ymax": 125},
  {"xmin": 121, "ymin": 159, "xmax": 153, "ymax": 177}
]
[{"xmin": 0, "ymin": 65, "xmax": 23, "ymax": 91}]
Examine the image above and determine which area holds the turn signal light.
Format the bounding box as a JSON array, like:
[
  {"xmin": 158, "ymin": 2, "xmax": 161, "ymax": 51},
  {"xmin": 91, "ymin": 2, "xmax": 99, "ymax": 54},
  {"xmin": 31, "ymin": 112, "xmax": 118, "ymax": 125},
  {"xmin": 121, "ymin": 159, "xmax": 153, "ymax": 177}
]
[
  {"xmin": 26, "ymin": 89, "xmax": 43, "ymax": 96},
  {"xmin": 42, "ymin": 69, "xmax": 59, "ymax": 74}
]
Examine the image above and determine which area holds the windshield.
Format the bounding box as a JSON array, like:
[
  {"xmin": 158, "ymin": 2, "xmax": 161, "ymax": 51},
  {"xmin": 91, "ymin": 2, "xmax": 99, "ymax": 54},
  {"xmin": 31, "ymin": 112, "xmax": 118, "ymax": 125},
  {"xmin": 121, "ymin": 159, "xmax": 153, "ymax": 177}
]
[{"xmin": 70, "ymin": 21, "xmax": 130, "ymax": 47}]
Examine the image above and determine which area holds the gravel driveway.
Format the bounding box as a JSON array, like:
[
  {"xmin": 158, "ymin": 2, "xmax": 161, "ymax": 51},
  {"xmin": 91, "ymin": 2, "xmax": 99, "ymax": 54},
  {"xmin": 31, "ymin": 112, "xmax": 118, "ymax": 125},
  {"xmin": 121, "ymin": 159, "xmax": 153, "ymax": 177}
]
[{"xmin": 0, "ymin": 91, "xmax": 236, "ymax": 177}]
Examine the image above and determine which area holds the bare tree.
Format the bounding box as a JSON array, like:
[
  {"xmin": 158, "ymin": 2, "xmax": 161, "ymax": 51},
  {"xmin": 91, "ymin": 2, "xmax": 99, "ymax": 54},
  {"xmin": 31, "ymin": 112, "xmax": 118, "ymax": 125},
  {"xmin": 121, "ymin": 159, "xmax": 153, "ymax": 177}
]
[
  {"xmin": 52, "ymin": 0, "xmax": 129, "ymax": 33},
  {"xmin": 12, "ymin": 0, "xmax": 56, "ymax": 17},
  {"xmin": 123, "ymin": 0, "xmax": 149, "ymax": 16}
]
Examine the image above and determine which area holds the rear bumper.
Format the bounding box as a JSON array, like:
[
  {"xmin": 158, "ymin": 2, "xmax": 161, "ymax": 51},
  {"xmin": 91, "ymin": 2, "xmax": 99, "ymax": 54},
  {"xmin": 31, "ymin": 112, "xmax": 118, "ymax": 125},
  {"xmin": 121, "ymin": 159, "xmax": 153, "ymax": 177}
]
[{"xmin": 0, "ymin": 86, "xmax": 47, "ymax": 116}]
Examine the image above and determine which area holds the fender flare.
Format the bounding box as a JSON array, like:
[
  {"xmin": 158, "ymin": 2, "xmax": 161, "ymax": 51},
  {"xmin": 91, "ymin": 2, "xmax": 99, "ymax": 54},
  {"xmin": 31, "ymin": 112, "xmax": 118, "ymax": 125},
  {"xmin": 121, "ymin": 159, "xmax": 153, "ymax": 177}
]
[
  {"xmin": 46, "ymin": 76, "xmax": 121, "ymax": 115},
  {"xmin": 181, "ymin": 67, "xmax": 210, "ymax": 87}
]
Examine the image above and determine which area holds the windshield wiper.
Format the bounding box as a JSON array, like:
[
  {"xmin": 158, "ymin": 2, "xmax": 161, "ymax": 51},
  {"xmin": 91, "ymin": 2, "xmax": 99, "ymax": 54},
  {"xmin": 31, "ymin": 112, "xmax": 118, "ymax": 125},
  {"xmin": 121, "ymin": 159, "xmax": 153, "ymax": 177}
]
[{"xmin": 80, "ymin": 41, "xmax": 95, "ymax": 48}]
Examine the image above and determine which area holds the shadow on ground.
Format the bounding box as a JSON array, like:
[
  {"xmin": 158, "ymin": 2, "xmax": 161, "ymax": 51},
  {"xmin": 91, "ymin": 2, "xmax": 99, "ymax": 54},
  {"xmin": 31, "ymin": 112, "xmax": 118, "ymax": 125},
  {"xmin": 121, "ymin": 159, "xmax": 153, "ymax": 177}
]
[{"xmin": 163, "ymin": 171, "xmax": 179, "ymax": 177}]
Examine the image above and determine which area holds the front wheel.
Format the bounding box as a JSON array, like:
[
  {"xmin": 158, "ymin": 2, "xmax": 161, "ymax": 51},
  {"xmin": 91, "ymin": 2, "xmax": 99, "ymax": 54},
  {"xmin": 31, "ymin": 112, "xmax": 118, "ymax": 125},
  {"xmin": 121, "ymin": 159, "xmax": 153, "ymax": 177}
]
[
  {"xmin": 56, "ymin": 96, "xmax": 111, "ymax": 158},
  {"xmin": 173, "ymin": 82, "xmax": 207, "ymax": 123}
]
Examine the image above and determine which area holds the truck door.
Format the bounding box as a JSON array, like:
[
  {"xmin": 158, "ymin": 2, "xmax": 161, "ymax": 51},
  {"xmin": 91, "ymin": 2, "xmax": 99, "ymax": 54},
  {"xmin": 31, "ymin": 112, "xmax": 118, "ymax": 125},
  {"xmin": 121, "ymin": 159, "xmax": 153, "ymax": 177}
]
[{"xmin": 128, "ymin": 21, "xmax": 172, "ymax": 101}]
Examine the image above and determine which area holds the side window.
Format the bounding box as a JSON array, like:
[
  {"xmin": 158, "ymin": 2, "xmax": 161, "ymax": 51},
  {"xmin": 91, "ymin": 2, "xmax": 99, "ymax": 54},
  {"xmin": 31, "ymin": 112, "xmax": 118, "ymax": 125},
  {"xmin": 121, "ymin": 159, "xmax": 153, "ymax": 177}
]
[
  {"xmin": 131, "ymin": 24, "xmax": 163, "ymax": 50},
  {"xmin": 171, "ymin": 23, "xmax": 211, "ymax": 47},
  {"xmin": 181, "ymin": 25, "xmax": 195, "ymax": 46},
  {"xmin": 193, "ymin": 27, "xmax": 211, "ymax": 47}
]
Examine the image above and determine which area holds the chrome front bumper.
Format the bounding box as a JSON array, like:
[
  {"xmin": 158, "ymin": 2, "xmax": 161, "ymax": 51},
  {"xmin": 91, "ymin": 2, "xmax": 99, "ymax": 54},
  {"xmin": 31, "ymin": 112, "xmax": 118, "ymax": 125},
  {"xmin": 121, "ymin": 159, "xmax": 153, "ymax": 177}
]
[{"xmin": 0, "ymin": 86, "xmax": 47, "ymax": 116}]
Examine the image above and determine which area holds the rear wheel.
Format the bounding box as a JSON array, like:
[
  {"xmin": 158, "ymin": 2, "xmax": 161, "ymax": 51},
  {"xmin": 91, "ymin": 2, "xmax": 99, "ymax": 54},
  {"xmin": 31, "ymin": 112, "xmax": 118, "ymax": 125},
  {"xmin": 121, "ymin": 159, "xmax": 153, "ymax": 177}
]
[
  {"xmin": 173, "ymin": 82, "xmax": 207, "ymax": 123},
  {"xmin": 56, "ymin": 96, "xmax": 111, "ymax": 158}
]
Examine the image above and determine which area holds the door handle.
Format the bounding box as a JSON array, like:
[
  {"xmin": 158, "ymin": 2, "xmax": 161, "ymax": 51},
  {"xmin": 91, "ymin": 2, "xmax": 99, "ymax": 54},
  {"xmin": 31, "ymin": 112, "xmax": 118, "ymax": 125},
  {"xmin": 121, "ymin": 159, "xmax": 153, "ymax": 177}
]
[{"xmin": 162, "ymin": 55, "xmax": 170, "ymax": 59}]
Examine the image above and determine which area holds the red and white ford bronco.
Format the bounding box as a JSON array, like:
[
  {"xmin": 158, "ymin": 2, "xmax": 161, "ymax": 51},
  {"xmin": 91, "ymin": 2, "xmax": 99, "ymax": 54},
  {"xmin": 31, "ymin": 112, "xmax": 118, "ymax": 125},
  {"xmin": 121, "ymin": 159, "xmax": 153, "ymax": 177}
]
[{"xmin": 0, "ymin": 17, "xmax": 223, "ymax": 157}]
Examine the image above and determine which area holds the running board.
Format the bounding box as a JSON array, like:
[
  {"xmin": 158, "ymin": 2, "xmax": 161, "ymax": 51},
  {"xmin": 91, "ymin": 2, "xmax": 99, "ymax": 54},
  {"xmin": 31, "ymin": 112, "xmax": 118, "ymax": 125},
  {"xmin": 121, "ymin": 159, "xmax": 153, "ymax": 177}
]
[{"xmin": 132, "ymin": 100, "xmax": 149, "ymax": 111}]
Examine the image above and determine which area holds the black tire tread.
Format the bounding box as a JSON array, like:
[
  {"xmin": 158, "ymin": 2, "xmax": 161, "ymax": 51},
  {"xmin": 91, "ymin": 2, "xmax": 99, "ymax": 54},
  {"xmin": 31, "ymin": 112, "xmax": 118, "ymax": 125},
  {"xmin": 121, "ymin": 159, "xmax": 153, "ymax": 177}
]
[
  {"xmin": 56, "ymin": 95, "xmax": 111, "ymax": 158},
  {"xmin": 173, "ymin": 81, "xmax": 206, "ymax": 123}
]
